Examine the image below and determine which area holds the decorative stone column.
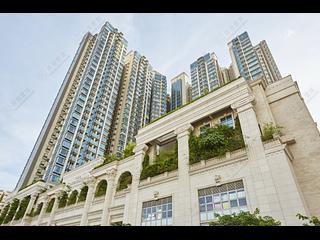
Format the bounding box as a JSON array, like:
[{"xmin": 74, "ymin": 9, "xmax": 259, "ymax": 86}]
[
  {"xmin": 100, "ymin": 168, "xmax": 117, "ymax": 226},
  {"xmin": 47, "ymin": 191, "xmax": 62, "ymax": 226},
  {"xmin": 126, "ymin": 143, "xmax": 148, "ymax": 225},
  {"xmin": 231, "ymin": 95, "xmax": 266, "ymax": 162},
  {"xmin": 174, "ymin": 123, "xmax": 194, "ymax": 226},
  {"xmin": 22, "ymin": 192, "xmax": 38, "ymax": 225},
  {"xmin": 80, "ymin": 176, "xmax": 97, "ymax": 226},
  {"xmin": 36, "ymin": 194, "xmax": 49, "ymax": 226}
]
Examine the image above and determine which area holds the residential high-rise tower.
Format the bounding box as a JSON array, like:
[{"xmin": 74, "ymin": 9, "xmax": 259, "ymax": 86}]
[
  {"xmin": 170, "ymin": 72, "xmax": 190, "ymax": 110},
  {"xmin": 16, "ymin": 22, "xmax": 128, "ymax": 188},
  {"xmin": 190, "ymin": 52, "xmax": 223, "ymax": 99},
  {"xmin": 229, "ymin": 32, "xmax": 282, "ymax": 84}
]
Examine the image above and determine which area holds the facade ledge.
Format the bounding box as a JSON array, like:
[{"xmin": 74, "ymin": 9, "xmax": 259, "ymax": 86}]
[
  {"xmin": 189, "ymin": 148, "xmax": 247, "ymax": 174},
  {"xmin": 138, "ymin": 170, "xmax": 178, "ymax": 189}
]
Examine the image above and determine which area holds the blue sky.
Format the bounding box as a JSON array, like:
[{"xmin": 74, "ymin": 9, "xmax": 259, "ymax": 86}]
[{"xmin": 0, "ymin": 13, "xmax": 319, "ymax": 191}]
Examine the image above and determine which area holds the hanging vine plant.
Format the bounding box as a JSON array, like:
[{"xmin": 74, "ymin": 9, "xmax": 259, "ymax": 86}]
[
  {"xmin": 46, "ymin": 198, "xmax": 55, "ymax": 213},
  {"xmin": 14, "ymin": 195, "xmax": 31, "ymax": 221},
  {"xmin": 94, "ymin": 180, "xmax": 107, "ymax": 198},
  {"xmin": 67, "ymin": 190, "xmax": 78, "ymax": 206},
  {"xmin": 33, "ymin": 202, "xmax": 43, "ymax": 217},
  {"xmin": 78, "ymin": 186, "xmax": 88, "ymax": 203},
  {"xmin": 58, "ymin": 191, "xmax": 68, "ymax": 208},
  {"xmin": 0, "ymin": 203, "xmax": 11, "ymax": 225},
  {"xmin": 3, "ymin": 198, "xmax": 20, "ymax": 224}
]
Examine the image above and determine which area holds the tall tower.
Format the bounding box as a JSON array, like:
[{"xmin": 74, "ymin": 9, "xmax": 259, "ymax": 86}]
[
  {"xmin": 190, "ymin": 52, "xmax": 223, "ymax": 100},
  {"xmin": 16, "ymin": 22, "xmax": 128, "ymax": 187},
  {"xmin": 107, "ymin": 51, "xmax": 155, "ymax": 157},
  {"xmin": 228, "ymin": 31, "xmax": 262, "ymax": 81},
  {"xmin": 254, "ymin": 40, "xmax": 282, "ymax": 84},
  {"xmin": 150, "ymin": 71, "xmax": 167, "ymax": 121},
  {"xmin": 170, "ymin": 72, "xmax": 190, "ymax": 110}
]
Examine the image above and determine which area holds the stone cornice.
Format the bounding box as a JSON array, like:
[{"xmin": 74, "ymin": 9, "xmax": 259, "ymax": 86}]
[
  {"xmin": 174, "ymin": 123, "xmax": 194, "ymax": 137},
  {"xmin": 231, "ymin": 95, "xmax": 255, "ymax": 113},
  {"xmin": 133, "ymin": 144, "xmax": 149, "ymax": 154}
]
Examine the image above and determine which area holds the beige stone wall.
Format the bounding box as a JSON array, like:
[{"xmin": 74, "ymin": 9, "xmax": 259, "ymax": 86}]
[{"xmin": 266, "ymin": 76, "xmax": 320, "ymax": 216}]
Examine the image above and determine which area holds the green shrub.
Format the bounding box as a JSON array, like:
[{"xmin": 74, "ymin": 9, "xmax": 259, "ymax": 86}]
[
  {"xmin": 189, "ymin": 118, "xmax": 245, "ymax": 164},
  {"xmin": 14, "ymin": 195, "xmax": 31, "ymax": 220},
  {"xmin": 78, "ymin": 186, "xmax": 88, "ymax": 202},
  {"xmin": 296, "ymin": 213, "xmax": 320, "ymax": 226},
  {"xmin": 117, "ymin": 172, "xmax": 132, "ymax": 191},
  {"xmin": 142, "ymin": 154, "xmax": 149, "ymax": 168},
  {"xmin": 123, "ymin": 142, "xmax": 136, "ymax": 158},
  {"xmin": 58, "ymin": 192, "xmax": 68, "ymax": 208},
  {"xmin": 209, "ymin": 208, "xmax": 281, "ymax": 226},
  {"xmin": 261, "ymin": 122, "xmax": 282, "ymax": 141},
  {"xmin": 0, "ymin": 203, "xmax": 11, "ymax": 225},
  {"xmin": 140, "ymin": 144, "xmax": 178, "ymax": 180},
  {"xmin": 95, "ymin": 180, "xmax": 108, "ymax": 197},
  {"xmin": 67, "ymin": 190, "xmax": 78, "ymax": 206},
  {"xmin": 3, "ymin": 198, "xmax": 20, "ymax": 224},
  {"xmin": 46, "ymin": 198, "xmax": 55, "ymax": 213},
  {"xmin": 33, "ymin": 202, "xmax": 43, "ymax": 217},
  {"xmin": 111, "ymin": 221, "xmax": 131, "ymax": 226}
]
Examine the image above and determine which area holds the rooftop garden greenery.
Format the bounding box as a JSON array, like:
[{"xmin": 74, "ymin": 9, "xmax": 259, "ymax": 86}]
[
  {"xmin": 123, "ymin": 142, "xmax": 136, "ymax": 158},
  {"xmin": 46, "ymin": 198, "xmax": 55, "ymax": 213},
  {"xmin": 3, "ymin": 198, "xmax": 20, "ymax": 224},
  {"xmin": 209, "ymin": 208, "xmax": 281, "ymax": 226},
  {"xmin": 95, "ymin": 143, "xmax": 137, "ymax": 170},
  {"xmin": 58, "ymin": 191, "xmax": 68, "ymax": 208},
  {"xmin": 0, "ymin": 203, "xmax": 11, "ymax": 225},
  {"xmin": 14, "ymin": 195, "xmax": 31, "ymax": 221},
  {"xmin": 31, "ymin": 202, "xmax": 43, "ymax": 217},
  {"xmin": 67, "ymin": 190, "xmax": 78, "ymax": 206},
  {"xmin": 117, "ymin": 172, "xmax": 132, "ymax": 191},
  {"xmin": 140, "ymin": 143, "xmax": 178, "ymax": 180},
  {"xmin": 145, "ymin": 77, "xmax": 241, "ymax": 127},
  {"xmin": 78, "ymin": 186, "xmax": 88, "ymax": 203},
  {"xmin": 261, "ymin": 122, "xmax": 282, "ymax": 142},
  {"xmin": 94, "ymin": 180, "xmax": 107, "ymax": 198},
  {"xmin": 189, "ymin": 117, "xmax": 245, "ymax": 164}
]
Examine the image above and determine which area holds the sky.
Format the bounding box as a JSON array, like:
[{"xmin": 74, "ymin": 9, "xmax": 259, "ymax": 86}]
[{"xmin": 0, "ymin": 13, "xmax": 319, "ymax": 191}]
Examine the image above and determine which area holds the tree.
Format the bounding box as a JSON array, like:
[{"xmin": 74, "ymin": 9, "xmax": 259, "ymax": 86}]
[
  {"xmin": 123, "ymin": 142, "xmax": 136, "ymax": 158},
  {"xmin": 296, "ymin": 213, "xmax": 320, "ymax": 226},
  {"xmin": 209, "ymin": 208, "xmax": 281, "ymax": 226}
]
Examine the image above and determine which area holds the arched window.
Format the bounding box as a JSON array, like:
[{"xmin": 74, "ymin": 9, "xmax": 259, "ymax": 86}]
[
  {"xmin": 58, "ymin": 191, "xmax": 68, "ymax": 208},
  {"xmin": 78, "ymin": 186, "xmax": 89, "ymax": 202},
  {"xmin": 33, "ymin": 202, "xmax": 43, "ymax": 216},
  {"xmin": 95, "ymin": 180, "xmax": 107, "ymax": 198},
  {"xmin": 67, "ymin": 190, "xmax": 78, "ymax": 206},
  {"xmin": 117, "ymin": 171, "xmax": 132, "ymax": 191},
  {"xmin": 46, "ymin": 198, "xmax": 55, "ymax": 213}
]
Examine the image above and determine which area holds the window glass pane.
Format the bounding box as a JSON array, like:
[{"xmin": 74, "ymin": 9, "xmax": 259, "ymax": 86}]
[
  {"xmin": 230, "ymin": 199, "xmax": 238, "ymax": 208},
  {"xmin": 200, "ymin": 205, "xmax": 206, "ymax": 212},
  {"xmin": 229, "ymin": 191, "xmax": 237, "ymax": 200},
  {"xmin": 237, "ymin": 190, "xmax": 245, "ymax": 198},
  {"xmin": 199, "ymin": 197, "xmax": 205, "ymax": 204},
  {"xmin": 206, "ymin": 196, "xmax": 213, "ymax": 203},
  {"xmin": 239, "ymin": 198, "xmax": 247, "ymax": 206},
  {"xmin": 221, "ymin": 193, "xmax": 228, "ymax": 201},
  {"xmin": 200, "ymin": 212, "xmax": 207, "ymax": 221},
  {"xmin": 213, "ymin": 194, "xmax": 220, "ymax": 203},
  {"xmin": 207, "ymin": 204, "xmax": 213, "ymax": 211},
  {"xmin": 222, "ymin": 202, "xmax": 230, "ymax": 209}
]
